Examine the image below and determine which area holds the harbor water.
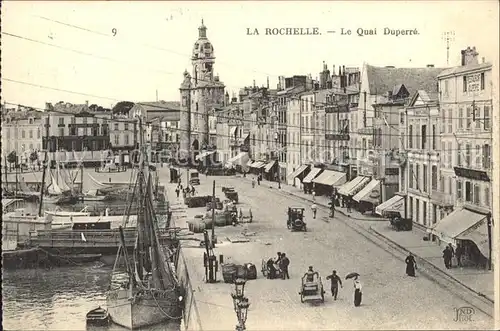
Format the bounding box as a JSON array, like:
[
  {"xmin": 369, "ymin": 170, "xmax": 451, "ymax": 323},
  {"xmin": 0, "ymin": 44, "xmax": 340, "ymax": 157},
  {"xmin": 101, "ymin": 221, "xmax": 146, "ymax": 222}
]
[{"xmin": 2, "ymin": 262, "xmax": 181, "ymax": 330}]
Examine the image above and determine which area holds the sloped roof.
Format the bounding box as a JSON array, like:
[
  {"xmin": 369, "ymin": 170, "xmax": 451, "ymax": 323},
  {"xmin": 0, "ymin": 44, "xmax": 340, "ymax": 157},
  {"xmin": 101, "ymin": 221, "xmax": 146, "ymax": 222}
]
[
  {"xmin": 53, "ymin": 103, "xmax": 89, "ymax": 114},
  {"xmin": 366, "ymin": 65, "xmax": 445, "ymax": 96},
  {"xmin": 438, "ymin": 62, "xmax": 492, "ymax": 77},
  {"xmin": 137, "ymin": 101, "xmax": 181, "ymax": 112},
  {"xmin": 2, "ymin": 109, "xmax": 44, "ymax": 121}
]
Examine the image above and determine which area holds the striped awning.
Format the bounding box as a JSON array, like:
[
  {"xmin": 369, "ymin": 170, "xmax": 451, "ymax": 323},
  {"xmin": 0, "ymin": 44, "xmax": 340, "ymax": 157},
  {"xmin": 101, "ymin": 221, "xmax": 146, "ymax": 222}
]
[
  {"xmin": 302, "ymin": 167, "xmax": 322, "ymax": 184},
  {"xmin": 288, "ymin": 164, "xmax": 310, "ymax": 180},
  {"xmin": 338, "ymin": 176, "xmax": 371, "ymax": 196},
  {"xmin": 312, "ymin": 170, "xmax": 346, "ymax": 186},
  {"xmin": 353, "ymin": 179, "xmax": 381, "ymax": 204},
  {"xmin": 250, "ymin": 161, "xmax": 266, "ymax": 169},
  {"xmin": 264, "ymin": 160, "xmax": 277, "ymax": 173},
  {"xmin": 375, "ymin": 195, "xmax": 404, "ymax": 217},
  {"xmin": 195, "ymin": 150, "xmax": 216, "ymax": 161}
]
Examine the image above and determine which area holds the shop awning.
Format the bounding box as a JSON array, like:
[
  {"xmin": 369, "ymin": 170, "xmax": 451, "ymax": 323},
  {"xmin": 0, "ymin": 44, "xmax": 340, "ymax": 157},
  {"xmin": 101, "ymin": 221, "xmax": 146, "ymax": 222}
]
[
  {"xmin": 312, "ymin": 170, "xmax": 346, "ymax": 187},
  {"xmin": 353, "ymin": 179, "xmax": 381, "ymax": 204},
  {"xmin": 246, "ymin": 160, "xmax": 254, "ymax": 167},
  {"xmin": 288, "ymin": 164, "xmax": 310, "ymax": 180},
  {"xmin": 249, "ymin": 161, "xmax": 266, "ymax": 169},
  {"xmin": 264, "ymin": 160, "xmax": 277, "ymax": 173},
  {"xmin": 302, "ymin": 167, "xmax": 322, "ymax": 184},
  {"xmin": 195, "ymin": 150, "xmax": 216, "ymax": 161},
  {"xmin": 456, "ymin": 219, "xmax": 489, "ymax": 259},
  {"xmin": 230, "ymin": 126, "xmax": 238, "ymax": 136},
  {"xmin": 337, "ymin": 176, "xmax": 371, "ymax": 196},
  {"xmin": 375, "ymin": 195, "xmax": 405, "ymax": 217},
  {"xmin": 227, "ymin": 152, "xmax": 249, "ymax": 166},
  {"xmin": 429, "ymin": 208, "xmax": 487, "ymax": 244}
]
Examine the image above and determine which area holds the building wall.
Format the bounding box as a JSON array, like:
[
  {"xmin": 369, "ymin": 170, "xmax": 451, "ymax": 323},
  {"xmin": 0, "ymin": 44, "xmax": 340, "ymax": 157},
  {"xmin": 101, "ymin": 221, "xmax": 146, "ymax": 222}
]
[
  {"xmin": 1, "ymin": 112, "xmax": 43, "ymax": 164},
  {"xmin": 438, "ymin": 64, "xmax": 493, "ymax": 215},
  {"xmin": 300, "ymin": 93, "xmax": 315, "ymax": 165},
  {"xmin": 286, "ymin": 98, "xmax": 301, "ymax": 180}
]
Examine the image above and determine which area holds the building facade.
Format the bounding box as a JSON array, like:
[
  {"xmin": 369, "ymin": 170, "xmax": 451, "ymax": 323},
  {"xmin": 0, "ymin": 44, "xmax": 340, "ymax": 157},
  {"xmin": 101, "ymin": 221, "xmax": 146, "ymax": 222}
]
[
  {"xmin": 438, "ymin": 47, "xmax": 493, "ymax": 218},
  {"xmin": 43, "ymin": 102, "xmax": 112, "ymax": 166},
  {"xmin": 1, "ymin": 106, "xmax": 44, "ymax": 168}
]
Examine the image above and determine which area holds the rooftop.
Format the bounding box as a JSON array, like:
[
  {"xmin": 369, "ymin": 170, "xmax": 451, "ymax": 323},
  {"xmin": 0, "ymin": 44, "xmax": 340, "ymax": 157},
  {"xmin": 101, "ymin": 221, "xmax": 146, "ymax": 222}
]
[
  {"xmin": 366, "ymin": 64, "xmax": 446, "ymax": 95},
  {"xmin": 438, "ymin": 62, "xmax": 492, "ymax": 78}
]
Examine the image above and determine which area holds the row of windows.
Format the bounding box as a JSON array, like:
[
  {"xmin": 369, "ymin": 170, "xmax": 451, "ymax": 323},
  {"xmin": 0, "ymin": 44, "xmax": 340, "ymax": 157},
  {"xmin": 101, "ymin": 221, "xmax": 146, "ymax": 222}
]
[
  {"xmin": 5, "ymin": 127, "xmax": 42, "ymax": 140},
  {"xmin": 441, "ymin": 143, "xmax": 491, "ymax": 169},
  {"xmin": 407, "ymin": 124, "xmax": 438, "ymax": 150}
]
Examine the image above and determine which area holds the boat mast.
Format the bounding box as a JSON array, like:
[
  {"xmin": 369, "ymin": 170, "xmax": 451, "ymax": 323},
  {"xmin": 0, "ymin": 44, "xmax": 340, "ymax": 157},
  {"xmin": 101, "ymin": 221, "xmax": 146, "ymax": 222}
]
[{"xmin": 38, "ymin": 149, "xmax": 48, "ymax": 217}]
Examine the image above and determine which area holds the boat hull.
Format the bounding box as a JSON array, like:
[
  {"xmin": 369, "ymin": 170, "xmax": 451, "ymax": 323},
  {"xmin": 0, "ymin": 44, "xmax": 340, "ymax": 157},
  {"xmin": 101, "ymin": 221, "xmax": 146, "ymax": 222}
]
[{"xmin": 107, "ymin": 288, "xmax": 182, "ymax": 329}]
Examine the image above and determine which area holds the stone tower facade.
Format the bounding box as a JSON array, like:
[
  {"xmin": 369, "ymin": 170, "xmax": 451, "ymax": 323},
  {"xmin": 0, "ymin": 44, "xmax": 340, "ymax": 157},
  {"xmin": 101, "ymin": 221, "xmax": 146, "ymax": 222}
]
[{"xmin": 179, "ymin": 20, "xmax": 225, "ymax": 160}]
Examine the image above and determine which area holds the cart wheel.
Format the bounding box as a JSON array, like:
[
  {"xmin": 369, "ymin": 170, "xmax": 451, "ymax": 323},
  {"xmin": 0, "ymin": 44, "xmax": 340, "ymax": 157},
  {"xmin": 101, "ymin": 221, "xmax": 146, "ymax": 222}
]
[
  {"xmin": 321, "ymin": 291, "xmax": 325, "ymax": 303},
  {"xmin": 300, "ymin": 293, "xmax": 304, "ymax": 303}
]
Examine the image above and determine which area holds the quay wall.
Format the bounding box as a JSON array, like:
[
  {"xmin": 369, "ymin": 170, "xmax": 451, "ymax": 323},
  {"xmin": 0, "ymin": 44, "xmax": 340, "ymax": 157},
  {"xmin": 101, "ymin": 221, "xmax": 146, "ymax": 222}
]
[{"xmin": 176, "ymin": 248, "xmax": 203, "ymax": 331}]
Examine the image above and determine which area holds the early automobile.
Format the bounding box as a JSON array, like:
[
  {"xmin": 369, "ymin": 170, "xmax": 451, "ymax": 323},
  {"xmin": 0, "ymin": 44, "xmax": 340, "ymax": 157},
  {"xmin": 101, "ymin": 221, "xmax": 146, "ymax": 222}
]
[
  {"xmin": 299, "ymin": 273, "xmax": 325, "ymax": 303},
  {"xmin": 287, "ymin": 207, "xmax": 307, "ymax": 232},
  {"xmin": 388, "ymin": 212, "xmax": 412, "ymax": 231},
  {"xmin": 189, "ymin": 170, "xmax": 200, "ymax": 185}
]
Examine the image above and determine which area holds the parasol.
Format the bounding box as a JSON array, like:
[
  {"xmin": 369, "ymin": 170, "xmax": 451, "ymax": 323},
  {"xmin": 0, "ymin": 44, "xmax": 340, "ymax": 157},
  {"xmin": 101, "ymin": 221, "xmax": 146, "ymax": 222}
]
[{"xmin": 345, "ymin": 272, "xmax": 360, "ymax": 280}]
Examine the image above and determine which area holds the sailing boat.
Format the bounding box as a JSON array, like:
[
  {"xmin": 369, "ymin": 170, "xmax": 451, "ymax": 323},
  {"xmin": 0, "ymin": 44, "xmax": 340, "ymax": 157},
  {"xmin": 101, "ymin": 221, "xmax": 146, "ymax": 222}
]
[{"xmin": 107, "ymin": 127, "xmax": 182, "ymax": 329}]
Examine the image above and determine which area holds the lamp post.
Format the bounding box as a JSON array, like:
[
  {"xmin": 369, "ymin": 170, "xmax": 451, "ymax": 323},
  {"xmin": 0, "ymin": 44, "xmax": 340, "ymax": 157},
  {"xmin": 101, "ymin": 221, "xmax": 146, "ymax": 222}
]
[
  {"xmin": 231, "ymin": 278, "xmax": 250, "ymax": 331},
  {"xmin": 274, "ymin": 132, "xmax": 281, "ymax": 189}
]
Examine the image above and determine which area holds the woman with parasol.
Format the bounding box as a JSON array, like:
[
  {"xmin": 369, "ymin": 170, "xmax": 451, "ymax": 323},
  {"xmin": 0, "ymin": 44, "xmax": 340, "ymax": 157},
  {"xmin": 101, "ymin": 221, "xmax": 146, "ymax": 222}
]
[{"xmin": 346, "ymin": 272, "xmax": 362, "ymax": 307}]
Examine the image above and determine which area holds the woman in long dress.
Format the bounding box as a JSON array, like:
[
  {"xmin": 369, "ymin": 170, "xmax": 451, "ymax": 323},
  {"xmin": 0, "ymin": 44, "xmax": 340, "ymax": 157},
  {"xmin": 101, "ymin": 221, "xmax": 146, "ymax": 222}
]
[
  {"xmin": 405, "ymin": 253, "xmax": 416, "ymax": 277},
  {"xmin": 353, "ymin": 276, "xmax": 362, "ymax": 307}
]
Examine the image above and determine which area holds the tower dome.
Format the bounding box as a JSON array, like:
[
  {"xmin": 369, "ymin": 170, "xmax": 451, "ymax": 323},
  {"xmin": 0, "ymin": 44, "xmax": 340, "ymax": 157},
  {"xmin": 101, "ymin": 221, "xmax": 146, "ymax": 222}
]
[{"xmin": 192, "ymin": 19, "xmax": 214, "ymax": 60}]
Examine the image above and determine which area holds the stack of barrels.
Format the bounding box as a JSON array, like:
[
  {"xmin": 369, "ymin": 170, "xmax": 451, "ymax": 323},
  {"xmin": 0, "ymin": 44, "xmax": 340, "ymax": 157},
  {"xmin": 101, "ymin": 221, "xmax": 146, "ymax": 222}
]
[{"xmin": 187, "ymin": 215, "xmax": 206, "ymax": 233}]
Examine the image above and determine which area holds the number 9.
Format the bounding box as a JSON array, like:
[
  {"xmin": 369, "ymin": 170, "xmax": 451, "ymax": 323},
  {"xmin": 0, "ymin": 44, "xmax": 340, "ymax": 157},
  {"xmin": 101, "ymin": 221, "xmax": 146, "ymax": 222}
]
[{"xmin": 112, "ymin": 28, "xmax": 117, "ymax": 36}]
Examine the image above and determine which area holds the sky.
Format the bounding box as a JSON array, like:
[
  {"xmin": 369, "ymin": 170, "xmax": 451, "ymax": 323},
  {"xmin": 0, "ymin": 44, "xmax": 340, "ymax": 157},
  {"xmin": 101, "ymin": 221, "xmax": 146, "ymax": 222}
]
[{"xmin": 2, "ymin": 1, "xmax": 499, "ymax": 110}]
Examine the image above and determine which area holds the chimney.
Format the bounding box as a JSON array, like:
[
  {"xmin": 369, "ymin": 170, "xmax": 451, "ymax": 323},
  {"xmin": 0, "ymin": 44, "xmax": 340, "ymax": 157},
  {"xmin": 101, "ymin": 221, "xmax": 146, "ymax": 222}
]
[
  {"xmin": 85, "ymin": 100, "xmax": 89, "ymax": 107},
  {"xmin": 482, "ymin": 57, "xmax": 485, "ymax": 63},
  {"xmin": 253, "ymin": 80, "xmax": 256, "ymax": 88},
  {"xmin": 461, "ymin": 46, "xmax": 479, "ymax": 66},
  {"xmin": 267, "ymin": 76, "xmax": 269, "ymax": 89},
  {"xmin": 426, "ymin": 64, "xmax": 434, "ymax": 68},
  {"xmin": 225, "ymin": 92, "xmax": 229, "ymax": 106}
]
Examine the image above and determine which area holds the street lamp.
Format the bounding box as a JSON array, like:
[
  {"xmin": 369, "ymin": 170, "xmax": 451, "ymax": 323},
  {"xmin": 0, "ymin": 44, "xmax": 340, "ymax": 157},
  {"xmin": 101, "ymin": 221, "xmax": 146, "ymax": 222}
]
[{"xmin": 231, "ymin": 278, "xmax": 250, "ymax": 331}]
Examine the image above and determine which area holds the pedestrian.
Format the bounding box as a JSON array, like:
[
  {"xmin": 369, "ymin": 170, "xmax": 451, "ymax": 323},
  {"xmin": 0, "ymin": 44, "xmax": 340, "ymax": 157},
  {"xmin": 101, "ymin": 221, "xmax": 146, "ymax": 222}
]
[
  {"xmin": 191, "ymin": 185, "xmax": 196, "ymax": 196},
  {"xmin": 341, "ymin": 195, "xmax": 345, "ymax": 208},
  {"xmin": 447, "ymin": 243, "xmax": 455, "ymax": 267},
  {"xmin": 455, "ymin": 243, "xmax": 463, "ymax": 267},
  {"xmin": 353, "ymin": 276, "xmax": 362, "ymax": 307},
  {"xmin": 312, "ymin": 190, "xmax": 316, "ymax": 201},
  {"xmin": 266, "ymin": 258, "xmax": 277, "ymax": 279},
  {"xmin": 443, "ymin": 246, "xmax": 452, "ymax": 269},
  {"xmin": 175, "ymin": 187, "xmax": 180, "ymax": 198},
  {"xmin": 346, "ymin": 196, "xmax": 352, "ymax": 213},
  {"xmin": 326, "ymin": 270, "xmax": 343, "ymax": 300},
  {"xmin": 280, "ymin": 253, "xmax": 290, "ymax": 279},
  {"xmin": 304, "ymin": 266, "xmax": 318, "ymax": 282},
  {"xmin": 311, "ymin": 203, "xmax": 317, "ymax": 219},
  {"xmin": 405, "ymin": 253, "xmax": 417, "ymax": 277},
  {"xmin": 252, "ymin": 178, "xmax": 256, "ymax": 188}
]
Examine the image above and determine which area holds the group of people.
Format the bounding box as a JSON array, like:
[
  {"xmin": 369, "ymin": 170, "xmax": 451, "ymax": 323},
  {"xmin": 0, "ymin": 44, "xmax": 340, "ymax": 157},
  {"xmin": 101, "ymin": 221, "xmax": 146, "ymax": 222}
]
[
  {"xmin": 174, "ymin": 182, "xmax": 196, "ymax": 199},
  {"xmin": 303, "ymin": 266, "xmax": 362, "ymax": 307},
  {"xmin": 251, "ymin": 174, "xmax": 263, "ymax": 188},
  {"xmin": 266, "ymin": 252, "xmax": 290, "ymax": 280},
  {"xmin": 443, "ymin": 243, "xmax": 465, "ymax": 269}
]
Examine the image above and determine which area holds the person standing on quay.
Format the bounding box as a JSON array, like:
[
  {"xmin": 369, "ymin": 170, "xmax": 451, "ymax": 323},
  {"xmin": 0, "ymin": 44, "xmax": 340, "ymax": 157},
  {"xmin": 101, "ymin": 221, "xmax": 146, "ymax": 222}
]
[
  {"xmin": 280, "ymin": 253, "xmax": 290, "ymax": 279},
  {"xmin": 326, "ymin": 270, "xmax": 343, "ymax": 300},
  {"xmin": 443, "ymin": 246, "xmax": 453, "ymax": 269},
  {"xmin": 455, "ymin": 243, "xmax": 463, "ymax": 267},
  {"xmin": 353, "ymin": 276, "xmax": 362, "ymax": 307},
  {"xmin": 405, "ymin": 253, "xmax": 417, "ymax": 277},
  {"xmin": 311, "ymin": 203, "xmax": 317, "ymax": 219}
]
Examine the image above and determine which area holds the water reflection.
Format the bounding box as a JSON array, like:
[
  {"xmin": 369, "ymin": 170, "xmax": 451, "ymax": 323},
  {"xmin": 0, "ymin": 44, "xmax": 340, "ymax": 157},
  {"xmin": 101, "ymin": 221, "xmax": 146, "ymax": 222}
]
[{"xmin": 2, "ymin": 263, "xmax": 180, "ymax": 331}]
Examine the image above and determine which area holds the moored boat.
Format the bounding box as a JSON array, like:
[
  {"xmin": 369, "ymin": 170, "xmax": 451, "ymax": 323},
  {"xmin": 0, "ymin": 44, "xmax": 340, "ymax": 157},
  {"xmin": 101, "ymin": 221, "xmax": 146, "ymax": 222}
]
[
  {"xmin": 86, "ymin": 306, "xmax": 110, "ymax": 326},
  {"xmin": 106, "ymin": 129, "xmax": 183, "ymax": 329}
]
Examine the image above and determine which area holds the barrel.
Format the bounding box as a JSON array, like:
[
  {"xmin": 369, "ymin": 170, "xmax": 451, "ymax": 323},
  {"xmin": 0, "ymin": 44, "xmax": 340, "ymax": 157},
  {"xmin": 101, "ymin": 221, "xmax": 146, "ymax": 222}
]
[
  {"xmin": 222, "ymin": 263, "xmax": 238, "ymax": 283},
  {"xmin": 187, "ymin": 219, "xmax": 206, "ymax": 233},
  {"xmin": 214, "ymin": 212, "xmax": 230, "ymax": 226}
]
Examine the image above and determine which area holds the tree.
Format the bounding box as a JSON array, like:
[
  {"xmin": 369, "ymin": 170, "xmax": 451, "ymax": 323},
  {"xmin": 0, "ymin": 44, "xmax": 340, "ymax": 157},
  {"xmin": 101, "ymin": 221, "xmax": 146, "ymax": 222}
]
[
  {"xmin": 29, "ymin": 151, "xmax": 38, "ymax": 163},
  {"xmin": 7, "ymin": 151, "xmax": 17, "ymax": 165},
  {"xmin": 112, "ymin": 101, "xmax": 135, "ymax": 115}
]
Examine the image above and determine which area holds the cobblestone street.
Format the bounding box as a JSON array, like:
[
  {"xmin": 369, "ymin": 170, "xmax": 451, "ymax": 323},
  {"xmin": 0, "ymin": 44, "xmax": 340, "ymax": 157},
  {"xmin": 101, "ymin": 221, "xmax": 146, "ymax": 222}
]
[{"xmin": 162, "ymin": 168, "xmax": 493, "ymax": 330}]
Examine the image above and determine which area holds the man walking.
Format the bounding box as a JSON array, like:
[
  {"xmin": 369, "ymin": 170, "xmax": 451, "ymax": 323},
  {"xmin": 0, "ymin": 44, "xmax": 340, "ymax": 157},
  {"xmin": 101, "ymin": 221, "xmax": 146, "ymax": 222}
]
[
  {"xmin": 326, "ymin": 270, "xmax": 343, "ymax": 300},
  {"xmin": 175, "ymin": 187, "xmax": 180, "ymax": 199},
  {"xmin": 443, "ymin": 246, "xmax": 453, "ymax": 269},
  {"xmin": 455, "ymin": 243, "xmax": 463, "ymax": 267},
  {"xmin": 311, "ymin": 203, "xmax": 317, "ymax": 219},
  {"xmin": 280, "ymin": 253, "xmax": 290, "ymax": 279}
]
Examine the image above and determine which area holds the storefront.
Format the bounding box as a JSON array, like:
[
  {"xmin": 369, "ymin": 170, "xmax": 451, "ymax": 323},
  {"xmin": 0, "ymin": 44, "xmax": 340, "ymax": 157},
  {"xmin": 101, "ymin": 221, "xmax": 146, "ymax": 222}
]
[
  {"xmin": 226, "ymin": 152, "xmax": 249, "ymax": 173},
  {"xmin": 311, "ymin": 170, "xmax": 346, "ymax": 196},
  {"xmin": 263, "ymin": 160, "xmax": 278, "ymax": 181},
  {"xmin": 429, "ymin": 208, "xmax": 492, "ymax": 268},
  {"xmin": 337, "ymin": 176, "xmax": 371, "ymax": 198},
  {"xmin": 249, "ymin": 160, "xmax": 266, "ymax": 175},
  {"xmin": 353, "ymin": 179, "xmax": 381, "ymax": 214},
  {"xmin": 375, "ymin": 194, "xmax": 405, "ymax": 218},
  {"xmin": 302, "ymin": 167, "xmax": 323, "ymax": 194},
  {"xmin": 287, "ymin": 164, "xmax": 311, "ymax": 188}
]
